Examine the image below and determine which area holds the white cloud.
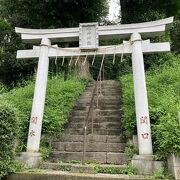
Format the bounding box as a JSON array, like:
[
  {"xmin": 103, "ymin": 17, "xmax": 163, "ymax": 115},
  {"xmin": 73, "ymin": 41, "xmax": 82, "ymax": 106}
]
[{"xmin": 108, "ymin": 0, "xmax": 120, "ymax": 21}]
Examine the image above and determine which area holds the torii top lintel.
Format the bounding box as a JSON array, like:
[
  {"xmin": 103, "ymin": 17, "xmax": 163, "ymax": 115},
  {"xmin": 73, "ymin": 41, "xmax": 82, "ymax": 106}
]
[{"xmin": 15, "ymin": 17, "xmax": 173, "ymax": 43}]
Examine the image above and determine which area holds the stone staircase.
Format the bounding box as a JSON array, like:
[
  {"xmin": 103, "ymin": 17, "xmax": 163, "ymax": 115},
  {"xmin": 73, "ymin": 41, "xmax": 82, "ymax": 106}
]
[
  {"xmin": 41, "ymin": 80, "xmax": 128, "ymax": 172},
  {"xmin": 10, "ymin": 80, "xmax": 173, "ymax": 180}
]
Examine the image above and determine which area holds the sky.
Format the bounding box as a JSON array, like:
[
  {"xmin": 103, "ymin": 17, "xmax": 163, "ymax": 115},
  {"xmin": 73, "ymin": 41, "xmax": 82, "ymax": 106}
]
[{"xmin": 108, "ymin": 0, "xmax": 120, "ymax": 21}]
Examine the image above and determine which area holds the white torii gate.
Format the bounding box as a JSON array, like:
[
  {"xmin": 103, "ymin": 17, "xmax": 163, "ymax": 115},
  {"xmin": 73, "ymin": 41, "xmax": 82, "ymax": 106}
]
[{"xmin": 16, "ymin": 17, "xmax": 173, "ymax": 167}]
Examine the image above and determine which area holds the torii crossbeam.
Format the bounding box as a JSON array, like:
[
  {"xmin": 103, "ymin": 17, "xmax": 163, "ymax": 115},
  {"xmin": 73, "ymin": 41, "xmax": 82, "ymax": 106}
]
[
  {"xmin": 17, "ymin": 40, "xmax": 170, "ymax": 59},
  {"xmin": 16, "ymin": 17, "xmax": 173, "ymax": 43},
  {"xmin": 15, "ymin": 17, "xmax": 173, "ymax": 168}
]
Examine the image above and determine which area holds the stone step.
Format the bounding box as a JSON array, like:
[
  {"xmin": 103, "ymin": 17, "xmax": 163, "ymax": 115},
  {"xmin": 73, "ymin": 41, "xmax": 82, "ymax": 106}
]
[
  {"xmin": 92, "ymin": 122, "xmax": 121, "ymax": 129},
  {"xmin": 40, "ymin": 162, "xmax": 127, "ymax": 174},
  {"xmin": 79, "ymin": 90, "xmax": 93, "ymax": 94},
  {"xmin": 101, "ymin": 80, "xmax": 117, "ymax": 82},
  {"xmin": 98, "ymin": 84, "xmax": 120, "ymax": 90},
  {"xmin": 81, "ymin": 91, "xmax": 93, "ymax": 95},
  {"xmin": 8, "ymin": 171, "xmax": 166, "ymax": 180},
  {"xmin": 98, "ymin": 105, "xmax": 121, "ymax": 110},
  {"xmin": 100, "ymin": 82, "xmax": 120, "ymax": 85},
  {"xmin": 106, "ymin": 135, "xmax": 125, "ymax": 143},
  {"xmin": 97, "ymin": 86, "xmax": 121, "ymax": 90},
  {"xmin": 75, "ymin": 100, "xmax": 121, "ymax": 107},
  {"xmin": 78, "ymin": 98, "xmax": 122, "ymax": 104},
  {"xmin": 80, "ymin": 95, "xmax": 121, "ymax": 100},
  {"xmin": 68, "ymin": 116, "xmax": 85, "ymax": 123},
  {"xmin": 96, "ymin": 89, "xmax": 121, "ymax": 92},
  {"xmin": 75, "ymin": 102, "xmax": 91, "ymax": 107},
  {"xmin": 52, "ymin": 142, "xmax": 126, "ymax": 152},
  {"xmin": 94, "ymin": 115, "xmax": 121, "ymax": 120},
  {"xmin": 70, "ymin": 109, "xmax": 121, "ymax": 118},
  {"xmin": 96, "ymin": 93, "xmax": 121, "ymax": 97},
  {"xmin": 97, "ymin": 98, "xmax": 122, "ymax": 104},
  {"xmin": 98, "ymin": 100, "xmax": 121, "ymax": 106},
  {"xmin": 79, "ymin": 88, "xmax": 94, "ymax": 95},
  {"xmin": 64, "ymin": 128, "xmax": 121, "ymax": 135},
  {"xmin": 80, "ymin": 95, "xmax": 92, "ymax": 99},
  {"xmin": 67, "ymin": 122, "xmax": 121, "ymax": 129},
  {"xmin": 71, "ymin": 109, "xmax": 122, "ymax": 117},
  {"xmin": 71, "ymin": 110, "xmax": 88, "ymax": 116},
  {"xmin": 94, "ymin": 116, "xmax": 121, "ymax": 122},
  {"xmin": 100, "ymin": 87, "xmax": 121, "ymax": 91},
  {"xmin": 70, "ymin": 116, "xmax": 121, "ymax": 123},
  {"xmin": 73, "ymin": 106, "xmax": 89, "ymax": 111},
  {"xmin": 96, "ymin": 86, "xmax": 120, "ymax": 90},
  {"xmin": 98, "ymin": 99, "xmax": 121, "ymax": 104},
  {"xmin": 81, "ymin": 87, "xmax": 94, "ymax": 91},
  {"xmin": 95, "ymin": 110, "xmax": 121, "ymax": 116},
  {"xmin": 100, "ymin": 90, "xmax": 121, "ymax": 93},
  {"xmin": 79, "ymin": 96, "xmax": 91, "ymax": 100},
  {"xmin": 92, "ymin": 85, "xmax": 120, "ymax": 89},
  {"xmin": 86, "ymin": 84, "xmax": 95, "ymax": 88},
  {"xmin": 66, "ymin": 123, "xmax": 85, "ymax": 129},
  {"xmin": 98, "ymin": 91, "xmax": 121, "ymax": 94},
  {"xmin": 98, "ymin": 85, "xmax": 120, "ymax": 91},
  {"xmin": 49, "ymin": 151, "xmax": 127, "ymax": 165},
  {"xmin": 54, "ymin": 135, "xmax": 125, "ymax": 143},
  {"xmin": 79, "ymin": 96, "xmax": 92, "ymax": 100}
]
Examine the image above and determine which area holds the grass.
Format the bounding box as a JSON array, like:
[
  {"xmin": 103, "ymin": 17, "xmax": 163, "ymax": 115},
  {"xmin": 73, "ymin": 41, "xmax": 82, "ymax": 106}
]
[
  {"xmin": 0, "ymin": 76, "xmax": 88, "ymax": 152},
  {"xmin": 120, "ymin": 53, "xmax": 180, "ymax": 160}
]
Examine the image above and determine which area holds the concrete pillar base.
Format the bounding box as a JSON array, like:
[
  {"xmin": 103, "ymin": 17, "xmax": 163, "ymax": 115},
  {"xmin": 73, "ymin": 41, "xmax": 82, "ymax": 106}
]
[
  {"xmin": 16, "ymin": 152, "xmax": 42, "ymax": 168},
  {"xmin": 132, "ymin": 155, "xmax": 164, "ymax": 175},
  {"xmin": 167, "ymin": 154, "xmax": 180, "ymax": 180}
]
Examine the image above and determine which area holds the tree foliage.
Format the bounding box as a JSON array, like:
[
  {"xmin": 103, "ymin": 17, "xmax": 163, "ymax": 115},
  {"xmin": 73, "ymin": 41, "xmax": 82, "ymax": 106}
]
[
  {"xmin": 1, "ymin": 77, "xmax": 87, "ymax": 152},
  {"xmin": 0, "ymin": 0, "xmax": 108, "ymax": 86},
  {"xmin": 120, "ymin": 0, "xmax": 180, "ymax": 23},
  {"xmin": 120, "ymin": 0, "xmax": 180, "ymax": 53},
  {"xmin": 0, "ymin": 101, "xmax": 19, "ymax": 177},
  {"xmin": 1, "ymin": 0, "xmax": 108, "ymax": 28},
  {"xmin": 120, "ymin": 53, "xmax": 180, "ymax": 160}
]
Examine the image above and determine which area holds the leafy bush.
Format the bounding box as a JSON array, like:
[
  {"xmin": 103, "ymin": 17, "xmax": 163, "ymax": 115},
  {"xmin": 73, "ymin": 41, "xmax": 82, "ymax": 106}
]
[
  {"xmin": 0, "ymin": 83, "xmax": 7, "ymax": 94},
  {"xmin": 0, "ymin": 101, "xmax": 19, "ymax": 177},
  {"xmin": 0, "ymin": 77, "xmax": 87, "ymax": 152},
  {"xmin": 94, "ymin": 165, "xmax": 126, "ymax": 174},
  {"xmin": 125, "ymin": 143, "xmax": 138, "ymax": 160},
  {"xmin": 153, "ymin": 167, "xmax": 172, "ymax": 179},
  {"xmin": 120, "ymin": 53, "xmax": 180, "ymax": 160},
  {"xmin": 94, "ymin": 164, "xmax": 137, "ymax": 175}
]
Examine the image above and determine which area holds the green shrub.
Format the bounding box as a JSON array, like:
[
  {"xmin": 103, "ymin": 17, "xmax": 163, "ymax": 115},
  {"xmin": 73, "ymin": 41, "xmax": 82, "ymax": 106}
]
[
  {"xmin": 0, "ymin": 101, "xmax": 19, "ymax": 178},
  {"xmin": 94, "ymin": 164, "xmax": 137, "ymax": 175},
  {"xmin": 153, "ymin": 167, "xmax": 172, "ymax": 179},
  {"xmin": 94, "ymin": 165, "xmax": 126, "ymax": 174},
  {"xmin": 58, "ymin": 162, "xmax": 71, "ymax": 172},
  {"xmin": 120, "ymin": 53, "xmax": 180, "ymax": 160},
  {"xmin": 0, "ymin": 77, "xmax": 87, "ymax": 152},
  {"xmin": 126, "ymin": 164, "xmax": 138, "ymax": 175},
  {"xmin": 120, "ymin": 74, "xmax": 136, "ymax": 138},
  {"xmin": 125, "ymin": 143, "xmax": 138, "ymax": 160},
  {"xmin": 0, "ymin": 83, "xmax": 7, "ymax": 94}
]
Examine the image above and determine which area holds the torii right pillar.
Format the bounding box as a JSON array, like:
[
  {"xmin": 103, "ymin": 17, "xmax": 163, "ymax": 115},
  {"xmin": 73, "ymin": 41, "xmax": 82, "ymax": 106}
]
[
  {"xmin": 131, "ymin": 33, "xmax": 163, "ymax": 175},
  {"xmin": 131, "ymin": 33, "xmax": 153, "ymax": 155}
]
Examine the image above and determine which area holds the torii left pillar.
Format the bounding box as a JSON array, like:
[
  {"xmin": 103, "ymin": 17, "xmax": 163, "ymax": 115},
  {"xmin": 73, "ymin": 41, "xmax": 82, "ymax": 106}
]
[{"xmin": 19, "ymin": 38, "xmax": 51, "ymax": 167}]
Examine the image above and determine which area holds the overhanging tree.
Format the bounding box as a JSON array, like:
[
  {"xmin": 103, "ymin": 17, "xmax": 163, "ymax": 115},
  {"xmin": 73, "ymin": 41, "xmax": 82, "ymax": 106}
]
[
  {"xmin": 120, "ymin": 0, "xmax": 180, "ymax": 52},
  {"xmin": 1, "ymin": 0, "xmax": 108, "ymax": 28},
  {"xmin": 120, "ymin": 0, "xmax": 180, "ymax": 23},
  {"xmin": 0, "ymin": 0, "xmax": 108, "ymax": 85}
]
